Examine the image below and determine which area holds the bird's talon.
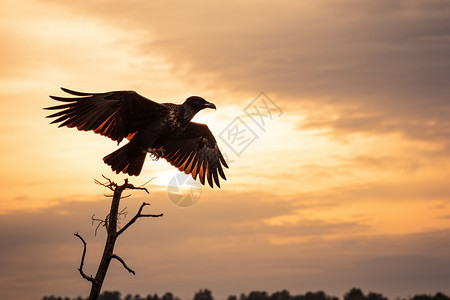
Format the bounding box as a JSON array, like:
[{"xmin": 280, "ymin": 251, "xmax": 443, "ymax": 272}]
[{"xmin": 147, "ymin": 148, "xmax": 164, "ymax": 161}]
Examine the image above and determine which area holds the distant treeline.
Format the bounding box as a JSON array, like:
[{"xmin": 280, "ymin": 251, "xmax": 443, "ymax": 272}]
[{"xmin": 41, "ymin": 288, "xmax": 450, "ymax": 300}]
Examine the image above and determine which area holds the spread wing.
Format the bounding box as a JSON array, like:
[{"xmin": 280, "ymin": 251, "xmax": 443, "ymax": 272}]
[
  {"xmin": 161, "ymin": 122, "xmax": 229, "ymax": 188},
  {"xmin": 44, "ymin": 87, "xmax": 167, "ymax": 144}
]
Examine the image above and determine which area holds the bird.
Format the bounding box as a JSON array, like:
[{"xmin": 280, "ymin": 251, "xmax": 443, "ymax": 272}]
[{"xmin": 45, "ymin": 87, "xmax": 228, "ymax": 188}]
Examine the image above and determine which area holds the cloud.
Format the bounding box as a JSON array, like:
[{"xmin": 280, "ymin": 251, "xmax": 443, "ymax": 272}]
[
  {"xmin": 38, "ymin": 0, "xmax": 450, "ymax": 100},
  {"xmin": 1, "ymin": 190, "xmax": 449, "ymax": 299},
  {"xmin": 35, "ymin": 0, "xmax": 450, "ymax": 149},
  {"xmin": 298, "ymin": 104, "xmax": 450, "ymax": 148}
]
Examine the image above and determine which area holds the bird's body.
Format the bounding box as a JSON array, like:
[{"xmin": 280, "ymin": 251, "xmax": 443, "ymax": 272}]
[{"xmin": 45, "ymin": 88, "xmax": 228, "ymax": 188}]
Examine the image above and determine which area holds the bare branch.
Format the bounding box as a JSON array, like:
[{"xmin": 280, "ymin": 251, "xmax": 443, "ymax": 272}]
[
  {"xmin": 91, "ymin": 214, "xmax": 107, "ymax": 236},
  {"xmin": 138, "ymin": 177, "xmax": 156, "ymax": 189},
  {"xmin": 96, "ymin": 177, "xmax": 153, "ymax": 195},
  {"xmin": 94, "ymin": 175, "xmax": 117, "ymax": 191},
  {"xmin": 110, "ymin": 254, "xmax": 135, "ymax": 275},
  {"xmin": 116, "ymin": 202, "xmax": 163, "ymax": 236},
  {"xmin": 92, "ymin": 207, "xmax": 127, "ymax": 236},
  {"xmin": 91, "ymin": 214, "xmax": 107, "ymax": 225},
  {"xmin": 74, "ymin": 233, "xmax": 96, "ymax": 284},
  {"xmin": 124, "ymin": 183, "xmax": 149, "ymax": 194},
  {"xmin": 116, "ymin": 202, "xmax": 148, "ymax": 236},
  {"xmin": 117, "ymin": 207, "xmax": 128, "ymax": 222},
  {"xmin": 140, "ymin": 213, "xmax": 165, "ymax": 217},
  {"xmin": 102, "ymin": 174, "xmax": 113, "ymax": 183}
]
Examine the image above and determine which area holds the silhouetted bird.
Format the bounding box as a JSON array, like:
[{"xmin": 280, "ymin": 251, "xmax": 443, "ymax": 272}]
[{"xmin": 45, "ymin": 88, "xmax": 228, "ymax": 188}]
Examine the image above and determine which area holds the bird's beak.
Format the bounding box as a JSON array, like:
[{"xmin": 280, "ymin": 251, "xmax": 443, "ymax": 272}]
[{"xmin": 205, "ymin": 102, "xmax": 216, "ymax": 110}]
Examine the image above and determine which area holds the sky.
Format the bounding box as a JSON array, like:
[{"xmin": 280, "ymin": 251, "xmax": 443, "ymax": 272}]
[{"xmin": 1, "ymin": 0, "xmax": 450, "ymax": 299}]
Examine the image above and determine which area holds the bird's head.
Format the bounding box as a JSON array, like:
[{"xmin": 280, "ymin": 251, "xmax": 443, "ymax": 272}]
[{"xmin": 184, "ymin": 96, "xmax": 216, "ymax": 112}]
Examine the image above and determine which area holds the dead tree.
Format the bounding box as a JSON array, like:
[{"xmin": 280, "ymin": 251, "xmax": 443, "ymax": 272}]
[{"xmin": 74, "ymin": 176, "xmax": 163, "ymax": 300}]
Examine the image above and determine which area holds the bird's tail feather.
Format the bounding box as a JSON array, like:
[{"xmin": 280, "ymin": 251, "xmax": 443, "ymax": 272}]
[{"xmin": 103, "ymin": 142, "xmax": 146, "ymax": 176}]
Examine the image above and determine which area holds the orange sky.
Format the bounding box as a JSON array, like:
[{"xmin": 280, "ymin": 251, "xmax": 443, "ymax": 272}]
[{"xmin": 1, "ymin": 0, "xmax": 450, "ymax": 299}]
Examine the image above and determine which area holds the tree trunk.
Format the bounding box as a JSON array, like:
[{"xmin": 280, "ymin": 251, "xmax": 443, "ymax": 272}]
[
  {"xmin": 74, "ymin": 177, "xmax": 162, "ymax": 300},
  {"xmin": 88, "ymin": 182, "xmax": 123, "ymax": 300}
]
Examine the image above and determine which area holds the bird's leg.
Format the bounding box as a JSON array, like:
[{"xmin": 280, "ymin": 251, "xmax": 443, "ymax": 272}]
[{"xmin": 146, "ymin": 147, "xmax": 165, "ymax": 161}]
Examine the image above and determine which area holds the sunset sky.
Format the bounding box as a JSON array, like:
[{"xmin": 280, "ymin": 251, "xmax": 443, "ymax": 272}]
[{"xmin": 1, "ymin": 0, "xmax": 450, "ymax": 299}]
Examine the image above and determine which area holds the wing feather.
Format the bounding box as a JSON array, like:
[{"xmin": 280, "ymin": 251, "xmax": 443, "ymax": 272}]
[
  {"xmin": 161, "ymin": 122, "xmax": 228, "ymax": 188},
  {"xmin": 45, "ymin": 87, "xmax": 166, "ymax": 143},
  {"xmin": 61, "ymin": 87, "xmax": 103, "ymax": 96}
]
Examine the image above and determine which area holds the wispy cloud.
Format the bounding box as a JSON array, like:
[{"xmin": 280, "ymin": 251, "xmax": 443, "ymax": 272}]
[
  {"xmin": 35, "ymin": 0, "xmax": 450, "ymax": 148},
  {"xmin": 1, "ymin": 194, "xmax": 449, "ymax": 299}
]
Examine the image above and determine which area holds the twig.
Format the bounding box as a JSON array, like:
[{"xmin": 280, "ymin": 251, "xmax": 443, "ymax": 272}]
[
  {"xmin": 138, "ymin": 177, "xmax": 156, "ymax": 189},
  {"xmin": 116, "ymin": 202, "xmax": 163, "ymax": 236},
  {"xmin": 117, "ymin": 207, "xmax": 128, "ymax": 223},
  {"xmin": 94, "ymin": 175, "xmax": 117, "ymax": 191},
  {"xmin": 74, "ymin": 232, "xmax": 96, "ymax": 284},
  {"xmin": 91, "ymin": 214, "xmax": 107, "ymax": 236},
  {"xmin": 110, "ymin": 254, "xmax": 135, "ymax": 275},
  {"xmin": 124, "ymin": 182, "xmax": 149, "ymax": 194}
]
